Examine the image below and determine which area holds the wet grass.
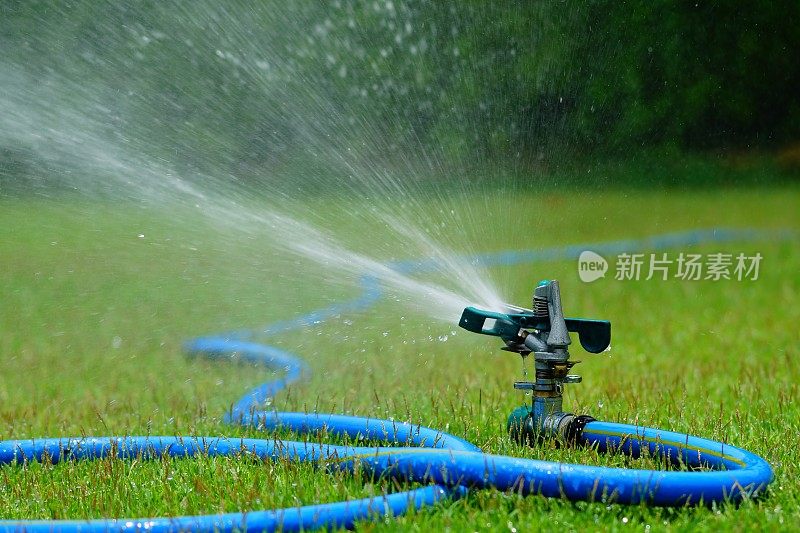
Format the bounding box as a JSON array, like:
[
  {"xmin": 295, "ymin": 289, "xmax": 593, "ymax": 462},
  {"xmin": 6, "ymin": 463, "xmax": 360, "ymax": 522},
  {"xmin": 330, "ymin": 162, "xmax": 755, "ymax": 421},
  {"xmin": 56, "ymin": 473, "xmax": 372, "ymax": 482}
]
[{"xmin": 0, "ymin": 185, "xmax": 798, "ymax": 530}]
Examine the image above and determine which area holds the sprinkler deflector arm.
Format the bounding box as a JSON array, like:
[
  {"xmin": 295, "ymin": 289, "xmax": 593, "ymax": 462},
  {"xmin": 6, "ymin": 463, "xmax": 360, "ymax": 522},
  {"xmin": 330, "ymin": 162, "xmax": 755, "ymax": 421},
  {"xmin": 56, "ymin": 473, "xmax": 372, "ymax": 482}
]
[{"xmin": 459, "ymin": 307, "xmax": 611, "ymax": 354}]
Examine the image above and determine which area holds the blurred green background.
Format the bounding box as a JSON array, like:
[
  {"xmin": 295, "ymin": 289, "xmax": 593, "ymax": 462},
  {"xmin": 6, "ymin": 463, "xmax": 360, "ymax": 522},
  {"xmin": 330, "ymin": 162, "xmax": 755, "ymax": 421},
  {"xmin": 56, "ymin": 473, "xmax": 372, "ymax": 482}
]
[{"xmin": 2, "ymin": 1, "xmax": 799, "ymax": 192}]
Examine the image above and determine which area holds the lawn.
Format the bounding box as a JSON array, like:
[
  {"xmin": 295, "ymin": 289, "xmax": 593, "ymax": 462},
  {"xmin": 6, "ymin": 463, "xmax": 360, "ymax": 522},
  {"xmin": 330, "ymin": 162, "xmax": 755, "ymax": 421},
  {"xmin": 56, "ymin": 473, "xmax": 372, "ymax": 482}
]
[{"xmin": 0, "ymin": 184, "xmax": 798, "ymax": 531}]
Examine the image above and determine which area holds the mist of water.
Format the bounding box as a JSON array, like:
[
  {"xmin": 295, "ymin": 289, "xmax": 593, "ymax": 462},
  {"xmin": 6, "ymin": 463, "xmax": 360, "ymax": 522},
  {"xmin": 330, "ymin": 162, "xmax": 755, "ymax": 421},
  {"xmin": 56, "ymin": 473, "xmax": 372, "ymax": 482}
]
[
  {"xmin": 0, "ymin": 64, "xmax": 502, "ymax": 323},
  {"xmin": 0, "ymin": 2, "xmax": 580, "ymax": 322}
]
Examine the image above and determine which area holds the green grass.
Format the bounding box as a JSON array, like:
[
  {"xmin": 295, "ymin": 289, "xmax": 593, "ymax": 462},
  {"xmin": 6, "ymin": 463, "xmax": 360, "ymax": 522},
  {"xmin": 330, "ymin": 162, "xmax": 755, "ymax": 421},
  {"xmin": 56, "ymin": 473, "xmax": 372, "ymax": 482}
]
[{"xmin": 0, "ymin": 185, "xmax": 799, "ymax": 531}]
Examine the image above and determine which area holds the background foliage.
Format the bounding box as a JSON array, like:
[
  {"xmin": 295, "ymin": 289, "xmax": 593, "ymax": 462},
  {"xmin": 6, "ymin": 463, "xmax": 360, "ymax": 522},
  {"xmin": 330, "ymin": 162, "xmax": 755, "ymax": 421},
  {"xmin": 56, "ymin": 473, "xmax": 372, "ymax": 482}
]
[{"xmin": 1, "ymin": 0, "xmax": 799, "ymax": 188}]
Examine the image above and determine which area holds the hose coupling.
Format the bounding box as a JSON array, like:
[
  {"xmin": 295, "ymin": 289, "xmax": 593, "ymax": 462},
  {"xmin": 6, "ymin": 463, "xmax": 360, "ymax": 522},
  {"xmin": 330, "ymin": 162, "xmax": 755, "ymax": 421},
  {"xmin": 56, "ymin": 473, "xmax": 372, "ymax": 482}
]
[{"xmin": 508, "ymin": 408, "xmax": 596, "ymax": 446}]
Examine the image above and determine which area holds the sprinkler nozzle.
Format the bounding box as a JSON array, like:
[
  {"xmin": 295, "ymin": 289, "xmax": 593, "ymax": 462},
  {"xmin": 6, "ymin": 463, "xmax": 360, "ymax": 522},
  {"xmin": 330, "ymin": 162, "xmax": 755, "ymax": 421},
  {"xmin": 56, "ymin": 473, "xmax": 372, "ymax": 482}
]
[{"xmin": 459, "ymin": 279, "xmax": 610, "ymax": 444}]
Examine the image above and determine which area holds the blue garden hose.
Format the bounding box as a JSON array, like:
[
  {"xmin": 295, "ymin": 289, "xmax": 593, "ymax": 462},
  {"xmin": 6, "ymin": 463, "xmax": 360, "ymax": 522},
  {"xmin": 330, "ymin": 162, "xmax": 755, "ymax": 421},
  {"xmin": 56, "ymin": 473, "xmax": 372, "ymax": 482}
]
[{"xmin": 0, "ymin": 228, "xmax": 784, "ymax": 531}]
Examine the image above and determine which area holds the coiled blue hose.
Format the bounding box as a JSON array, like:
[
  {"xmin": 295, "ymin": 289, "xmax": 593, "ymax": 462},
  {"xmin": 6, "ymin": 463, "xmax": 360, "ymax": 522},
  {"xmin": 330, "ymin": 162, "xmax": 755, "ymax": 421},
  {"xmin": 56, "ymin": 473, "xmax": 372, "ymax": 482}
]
[{"xmin": 0, "ymin": 228, "xmax": 784, "ymax": 531}]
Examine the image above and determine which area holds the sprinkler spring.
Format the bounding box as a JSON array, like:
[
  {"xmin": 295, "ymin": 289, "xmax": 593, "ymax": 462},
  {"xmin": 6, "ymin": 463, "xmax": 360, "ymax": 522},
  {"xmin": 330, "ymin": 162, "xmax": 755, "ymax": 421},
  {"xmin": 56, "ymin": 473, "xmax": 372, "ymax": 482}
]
[{"xmin": 459, "ymin": 279, "xmax": 611, "ymax": 445}]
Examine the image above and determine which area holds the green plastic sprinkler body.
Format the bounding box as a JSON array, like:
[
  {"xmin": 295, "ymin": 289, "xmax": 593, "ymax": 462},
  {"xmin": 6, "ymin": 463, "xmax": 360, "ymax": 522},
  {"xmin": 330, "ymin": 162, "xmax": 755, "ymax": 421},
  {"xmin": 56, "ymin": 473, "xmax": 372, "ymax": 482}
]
[{"xmin": 459, "ymin": 280, "xmax": 611, "ymax": 444}]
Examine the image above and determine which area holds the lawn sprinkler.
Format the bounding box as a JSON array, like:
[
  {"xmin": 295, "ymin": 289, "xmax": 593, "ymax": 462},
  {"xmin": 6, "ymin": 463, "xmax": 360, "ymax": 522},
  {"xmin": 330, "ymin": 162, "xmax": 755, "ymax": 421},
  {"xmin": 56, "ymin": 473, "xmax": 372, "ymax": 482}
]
[{"xmin": 459, "ymin": 279, "xmax": 611, "ymax": 444}]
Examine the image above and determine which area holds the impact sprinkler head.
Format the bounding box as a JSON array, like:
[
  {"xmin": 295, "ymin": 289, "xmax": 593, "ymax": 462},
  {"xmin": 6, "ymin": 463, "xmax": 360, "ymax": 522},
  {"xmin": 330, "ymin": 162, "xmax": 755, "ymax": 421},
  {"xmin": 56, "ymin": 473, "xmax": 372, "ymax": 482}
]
[{"xmin": 459, "ymin": 280, "xmax": 611, "ymax": 444}]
